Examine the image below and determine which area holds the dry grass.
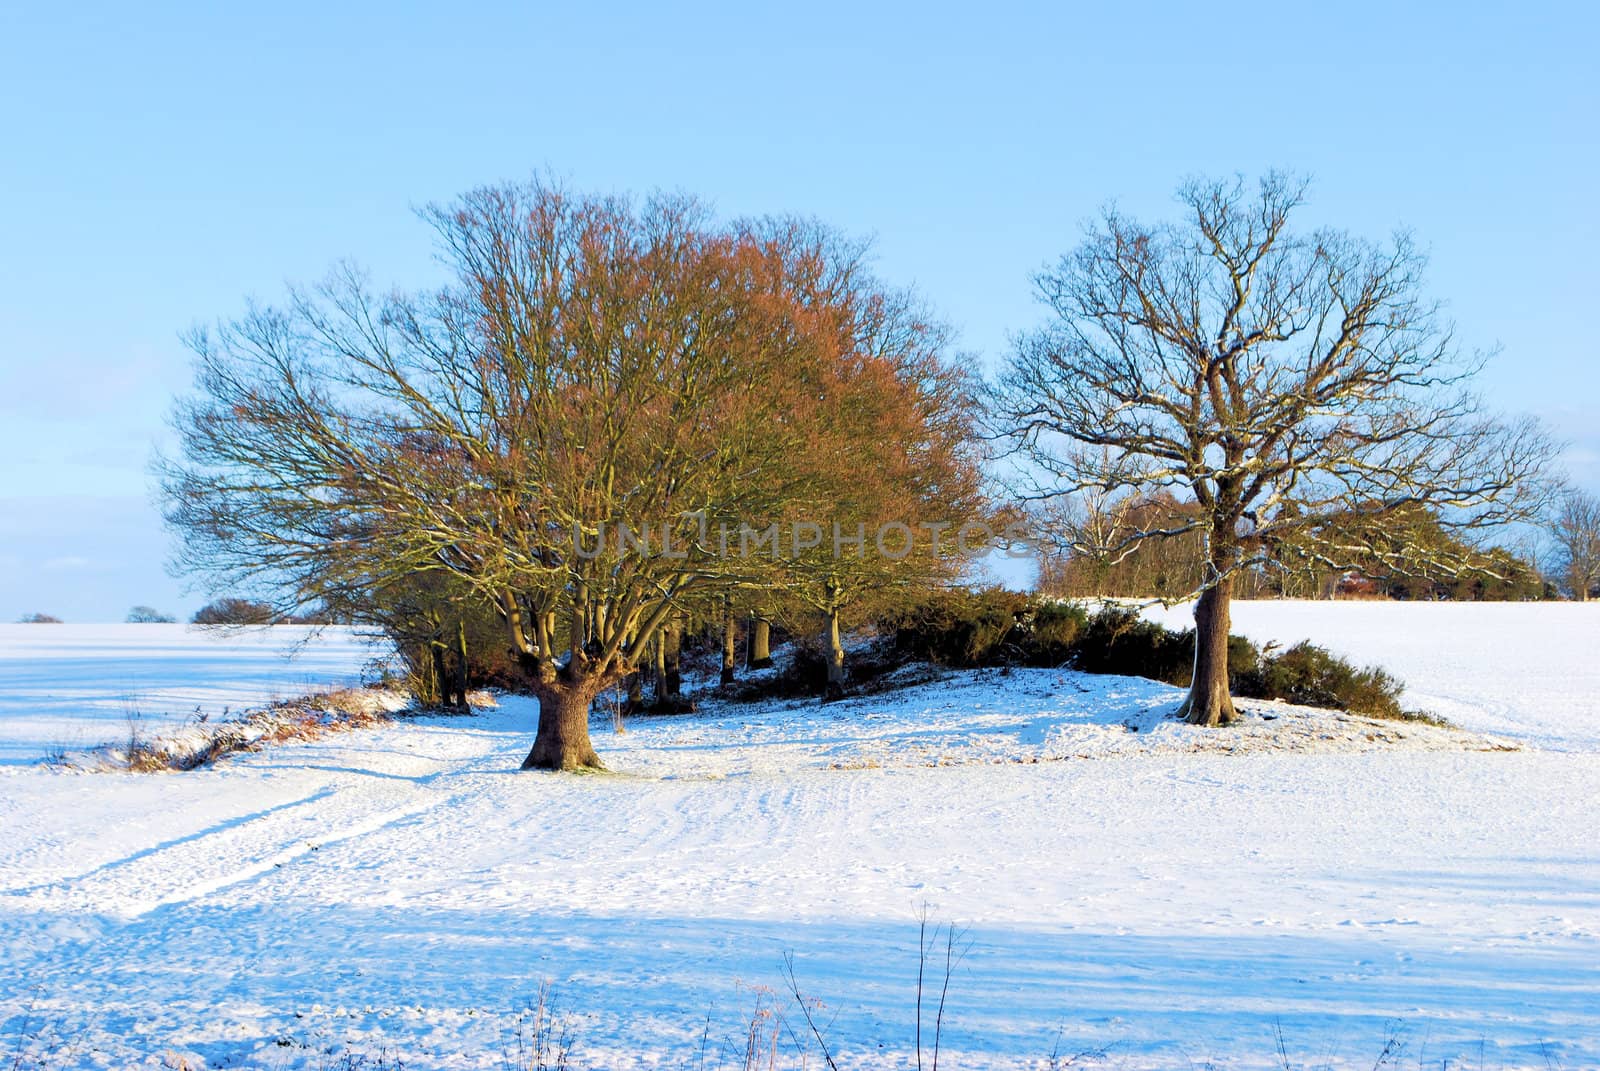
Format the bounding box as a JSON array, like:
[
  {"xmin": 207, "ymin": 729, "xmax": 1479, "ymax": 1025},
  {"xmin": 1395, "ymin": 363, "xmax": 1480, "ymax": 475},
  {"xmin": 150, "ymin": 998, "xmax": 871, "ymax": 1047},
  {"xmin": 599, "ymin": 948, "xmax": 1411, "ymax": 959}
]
[
  {"xmin": 47, "ymin": 686, "xmax": 422, "ymax": 774},
  {"xmin": 1374, "ymin": 707, "xmax": 1454, "ymax": 729},
  {"xmin": 500, "ymin": 982, "xmax": 576, "ymax": 1071}
]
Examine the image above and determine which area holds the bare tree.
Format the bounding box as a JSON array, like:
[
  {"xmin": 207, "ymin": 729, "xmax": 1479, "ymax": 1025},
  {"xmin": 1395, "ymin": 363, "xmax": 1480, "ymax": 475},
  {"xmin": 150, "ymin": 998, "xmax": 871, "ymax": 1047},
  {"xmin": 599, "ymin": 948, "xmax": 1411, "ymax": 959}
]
[
  {"xmin": 164, "ymin": 179, "xmax": 976, "ymax": 766},
  {"xmin": 168, "ymin": 185, "xmax": 798, "ymax": 767},
  {"xmin": 1548, "ymin": 490, "xmax": 1600, "ymax": 600},
  {"xmin": 992, "ymin": 173, "xmax": 1555, "ymax": 725}
]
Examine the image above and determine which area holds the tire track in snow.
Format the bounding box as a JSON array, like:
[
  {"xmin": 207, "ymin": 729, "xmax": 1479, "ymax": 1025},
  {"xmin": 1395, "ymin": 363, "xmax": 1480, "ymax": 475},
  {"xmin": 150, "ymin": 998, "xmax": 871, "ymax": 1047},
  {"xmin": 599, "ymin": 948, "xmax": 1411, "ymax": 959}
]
[
  {"xmin": 0, "ymin": 708, "xmax": 521, "ymax": 917},
  {"xmin": 2, "ymin": 770, "xmax": 458, "ymax": 918},
  {"xmin": 0, "ymin": 787, "xmax": 339, "ymax": 896}
]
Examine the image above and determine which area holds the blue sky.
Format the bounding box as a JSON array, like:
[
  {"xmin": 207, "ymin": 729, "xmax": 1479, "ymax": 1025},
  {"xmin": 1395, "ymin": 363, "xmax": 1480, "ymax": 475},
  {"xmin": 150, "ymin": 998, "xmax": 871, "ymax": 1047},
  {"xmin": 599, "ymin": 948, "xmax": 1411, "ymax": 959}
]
[{"xmin": 1, "ymin": 1, "xmax": 1595, "ymax": 621}]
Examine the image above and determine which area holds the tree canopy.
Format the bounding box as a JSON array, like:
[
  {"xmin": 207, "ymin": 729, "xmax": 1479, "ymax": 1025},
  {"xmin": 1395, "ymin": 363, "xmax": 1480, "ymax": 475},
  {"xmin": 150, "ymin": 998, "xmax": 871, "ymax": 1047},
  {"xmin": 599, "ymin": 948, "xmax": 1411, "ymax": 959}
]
[{"xmin": 164, "ymin": 178, "xmax": 985, "ymax": 767}]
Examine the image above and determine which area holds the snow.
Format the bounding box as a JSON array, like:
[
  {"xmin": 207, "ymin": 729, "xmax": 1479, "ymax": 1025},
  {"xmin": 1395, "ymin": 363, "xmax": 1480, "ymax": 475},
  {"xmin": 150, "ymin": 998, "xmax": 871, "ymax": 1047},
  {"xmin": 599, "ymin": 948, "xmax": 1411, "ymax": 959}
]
[
  {"xmin": 0, "ymin": 624, "xmax": 394, "ymax": 766},
  {"xmin": 1140, "ymin": 600, "xmax": 1600, "ymax": 751},
  {"xmin": 1, "ymin": 609, "xmax": 1598, "ymax": 1069}
]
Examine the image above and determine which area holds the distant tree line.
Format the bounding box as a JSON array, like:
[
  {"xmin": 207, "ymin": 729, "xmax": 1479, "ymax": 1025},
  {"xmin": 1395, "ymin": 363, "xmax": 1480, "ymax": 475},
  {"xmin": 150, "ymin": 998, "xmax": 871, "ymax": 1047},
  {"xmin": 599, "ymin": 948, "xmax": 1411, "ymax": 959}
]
[
  {"xmin": 188, "ymin": 597, "xmax": 335, "ymax": 626},
  {"xmin": 1036, "ymin": 496, "xmax": 1552, "ymax": 602}
]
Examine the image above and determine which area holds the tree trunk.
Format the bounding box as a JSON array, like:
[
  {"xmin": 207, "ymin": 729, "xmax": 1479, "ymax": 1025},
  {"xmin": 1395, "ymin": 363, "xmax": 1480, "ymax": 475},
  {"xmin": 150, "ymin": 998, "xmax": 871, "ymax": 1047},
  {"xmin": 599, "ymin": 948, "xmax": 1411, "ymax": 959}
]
[
  {"xmin": 414, "ymin": 642, "xmax": 441, "ymax": 707},
  {"xmin": 747, "ymin": 616, "xmax": 772, "ymax": 669},
  {"xmin": 824, "ymin": 609, "xmax": 846, "ymax": 700},
  {"xmin": 1178, "ymin": 576, "xmax": 1238, "ymax": 726},
  {"xmin": 720, "ymin": 603, "xmax": 737, "ymax": 687},
  {"xmin": 431, "ymin": 644, "xmax": 453, "ymax": 709},
  {"xmin": 522, "ymin": 684, "xmax": 603, "ymax": 770},
  {"xmin": 451, "ymin": 619, "xmax": 470, "ymax": 711},
  {"xmin": 651, "ymin": 632, "xmax": 669, "ymax": 706},
  {"xmin": 663, "ymin": 622, "xmax": 682, "ymax": 699}
]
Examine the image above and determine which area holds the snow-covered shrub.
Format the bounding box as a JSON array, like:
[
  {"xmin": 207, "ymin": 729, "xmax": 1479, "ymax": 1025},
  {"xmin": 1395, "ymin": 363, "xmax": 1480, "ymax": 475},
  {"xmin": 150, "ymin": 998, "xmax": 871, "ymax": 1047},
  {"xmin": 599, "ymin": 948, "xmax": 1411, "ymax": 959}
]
[
  {"xmin": 55, "ymin": 687, "xmax": 413, "ymax": 773},
  {"xmin": 887, "ymin": 597, "xmax": 1413, "ymax": 720}
]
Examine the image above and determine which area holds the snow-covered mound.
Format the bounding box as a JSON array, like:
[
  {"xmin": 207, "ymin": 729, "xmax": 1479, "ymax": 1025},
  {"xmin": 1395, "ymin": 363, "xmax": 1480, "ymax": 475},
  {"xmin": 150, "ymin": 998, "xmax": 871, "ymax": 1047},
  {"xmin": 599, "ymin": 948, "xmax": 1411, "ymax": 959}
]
[{"xmin": 613, "ymin": 667, "xmax": 1513, "ymax": 781}]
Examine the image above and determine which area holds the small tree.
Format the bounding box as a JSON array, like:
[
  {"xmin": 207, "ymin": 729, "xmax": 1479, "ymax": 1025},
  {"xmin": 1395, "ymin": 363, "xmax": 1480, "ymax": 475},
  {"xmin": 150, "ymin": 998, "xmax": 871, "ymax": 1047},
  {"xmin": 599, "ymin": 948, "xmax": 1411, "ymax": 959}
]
[
  {"xmin": 16, "ymin": 612, "xmax": 62, "ymax": 623},
  {"xmin": 325, "ymin": 570, "xmax": 499, "ymax": 711},
  {"xmin": 749, "ymin": 226, "xmax": 986, "ymax": 694},
  {"xmin": 126, "ymin": 605, "xmax": 177, "ymax": 623},
  {"xmin": 1034, "ymin": 492, "xmax": 1207, "ymax": 599},
  {"xmin": 993, "ymin": 173, "xmax": 1554, "ymax": 725},
  {"xmin": 1548, "ymin": 490, "xmax": 1600, "ymax": 601}
]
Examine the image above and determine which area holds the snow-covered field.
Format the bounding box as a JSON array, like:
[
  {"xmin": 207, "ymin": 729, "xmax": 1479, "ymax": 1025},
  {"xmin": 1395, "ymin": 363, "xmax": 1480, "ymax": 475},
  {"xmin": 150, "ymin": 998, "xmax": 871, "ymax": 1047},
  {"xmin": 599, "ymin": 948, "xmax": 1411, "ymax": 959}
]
[
  {"xmin": 1, "ymin": 607, "xmax": 1597, "ymax": 1069},
  {"xmin": 1142, "ymin": 600, "xmax": 1600, "ymax": 751},
  {"xmin": 0, "ymin": 624, "xmax": 394, "ymax": 765}
]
